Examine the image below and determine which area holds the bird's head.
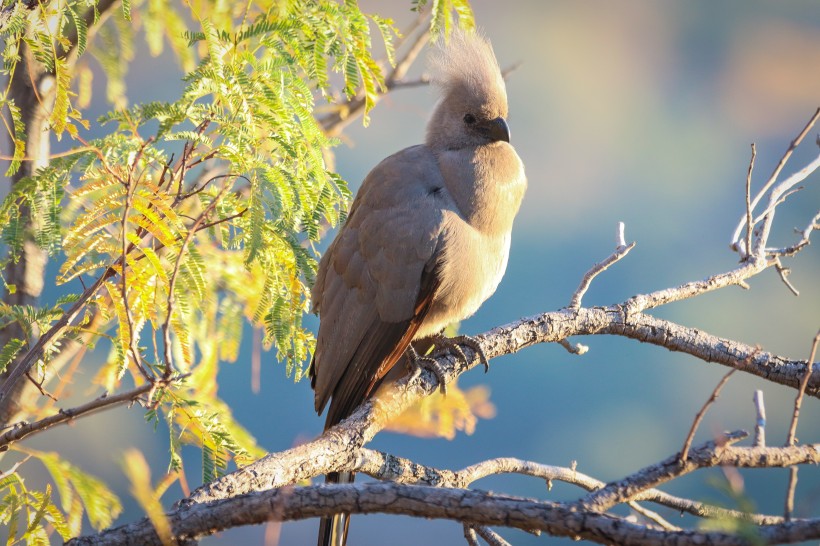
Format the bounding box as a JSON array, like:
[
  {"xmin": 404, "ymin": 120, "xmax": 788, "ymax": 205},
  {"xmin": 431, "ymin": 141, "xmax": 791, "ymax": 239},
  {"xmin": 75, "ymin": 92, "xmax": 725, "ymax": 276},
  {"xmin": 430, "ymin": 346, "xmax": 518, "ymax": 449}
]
[{"xmin": 426, "ymin": 30, "xmax": 510, "ymax": 150}]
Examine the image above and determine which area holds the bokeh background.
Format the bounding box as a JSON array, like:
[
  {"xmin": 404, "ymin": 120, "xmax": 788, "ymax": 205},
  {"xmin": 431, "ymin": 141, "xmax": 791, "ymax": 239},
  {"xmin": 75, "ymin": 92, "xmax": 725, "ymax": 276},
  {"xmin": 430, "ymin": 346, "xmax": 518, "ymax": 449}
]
[{"xmin": 8, "ymin": 1, "xmax": 820, "ymax": 544}]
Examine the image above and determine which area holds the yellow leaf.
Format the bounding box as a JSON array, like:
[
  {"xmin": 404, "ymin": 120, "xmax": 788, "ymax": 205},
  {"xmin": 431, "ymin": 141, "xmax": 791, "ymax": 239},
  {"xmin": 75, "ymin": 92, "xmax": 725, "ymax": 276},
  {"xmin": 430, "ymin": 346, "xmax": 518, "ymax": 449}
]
[
  {"xmin": 383, "ymin": 379, "xmax": 496, "ymax": 439},
  {"xmin": 121, "ymin": 450, "xmax": 174, "ymax": 546}
]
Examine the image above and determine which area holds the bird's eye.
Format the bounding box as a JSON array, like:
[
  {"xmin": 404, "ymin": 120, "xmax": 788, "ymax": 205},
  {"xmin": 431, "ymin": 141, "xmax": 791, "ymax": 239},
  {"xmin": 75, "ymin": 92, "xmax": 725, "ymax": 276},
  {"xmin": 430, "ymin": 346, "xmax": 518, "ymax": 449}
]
[{"xmin": 463, "ymin": 113, "xmax": 477, "ymax": 124}]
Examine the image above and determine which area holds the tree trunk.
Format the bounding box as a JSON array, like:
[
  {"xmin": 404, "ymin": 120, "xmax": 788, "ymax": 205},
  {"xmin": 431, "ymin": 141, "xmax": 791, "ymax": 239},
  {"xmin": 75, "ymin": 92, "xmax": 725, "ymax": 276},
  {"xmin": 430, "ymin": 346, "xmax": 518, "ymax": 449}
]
[{"xmin": 0, "ymin": 40, "xmax": 54, "ymax": 426}]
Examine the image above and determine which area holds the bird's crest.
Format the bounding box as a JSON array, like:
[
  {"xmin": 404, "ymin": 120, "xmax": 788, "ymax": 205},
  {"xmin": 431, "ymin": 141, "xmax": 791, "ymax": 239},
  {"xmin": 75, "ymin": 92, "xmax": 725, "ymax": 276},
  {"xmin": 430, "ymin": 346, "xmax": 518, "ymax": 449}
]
[{"xmin": 428, "ymin": 29, "xmax": 507, "ymax": 109}]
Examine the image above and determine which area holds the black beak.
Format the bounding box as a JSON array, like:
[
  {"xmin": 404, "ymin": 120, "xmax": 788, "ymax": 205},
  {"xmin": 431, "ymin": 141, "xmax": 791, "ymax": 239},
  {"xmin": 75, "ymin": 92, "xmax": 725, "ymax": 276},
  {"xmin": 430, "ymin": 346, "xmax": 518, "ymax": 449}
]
[{"xmin": 483, "ymin": 116, "xmax": 510, "ymax": 143}]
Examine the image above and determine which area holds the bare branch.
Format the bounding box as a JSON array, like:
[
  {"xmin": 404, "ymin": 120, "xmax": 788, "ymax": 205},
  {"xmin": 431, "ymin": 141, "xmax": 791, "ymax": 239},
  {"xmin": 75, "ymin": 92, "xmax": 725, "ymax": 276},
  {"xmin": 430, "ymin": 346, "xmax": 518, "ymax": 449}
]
[
  {"xmin": 680, "ymin": 370, "xmax": 736, "ymax": 463},
  {"xmin": 473, "ymin": 525, "xmax": 511, "ymax": 546},
  {"xmin": 568, "ymin": 222, "xmax": 634, "ymax": 309},
  {"xmin": 355, "ymin": 450, "xmax": 789, "ymax": 525},
  {"xmin": 580, "ymin": 431, "xmax": 748, "ymax": 512},
  {"xmin": 774, "ymin": 258, "xmax": 800, "ymax": 296},
  {"xmin": 463, "ymin": 525, "xmax": 480, "ymax": 546},
  {"xmin": 784, "ymin": 330, "xmax": 820, "ymax": 520},
  {"xmin": 68, "ymin": 481, "xmax": 820, "ymax": 546},
  {"xmin": 743, "ymin": 143, "xmax": 756, "ymax": 259},
  {"xmin": 558, "ymin": 338, "xmax": 588, "ymax": 355},
  {"xmin": 771, "ymin": 211, "xmax": 820, "ymax": 257},
  {"xmin": 0, "ymin": 381, "xmax": 174, "ymax": 450},
  {"xmin": 731, "ymin": 107, "xmax": 820, "ymax": 250},
  {"xmin": 785, "ymin": 330, "xmax": 820, "ymax": 446},
  {"xmin": 581, "ymin": 432, "xmax": 820, "ymax": 513},
  {"xmin": 753, "ymin": 389, "xmax": 766, "ymax": 448},
  {"xmin": 627, "ymin": 501, "xmax": 680, "ymax": 531}
]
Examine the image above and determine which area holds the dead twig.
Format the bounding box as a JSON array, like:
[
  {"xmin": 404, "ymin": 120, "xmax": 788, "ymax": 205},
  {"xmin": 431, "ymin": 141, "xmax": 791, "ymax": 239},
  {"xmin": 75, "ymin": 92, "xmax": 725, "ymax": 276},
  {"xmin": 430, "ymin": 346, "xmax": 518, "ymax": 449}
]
[
  {"xmin": 753, "ymin": 389, "xmax": 766, "ymax": 448},
  {"xmin": 784, "ymin": 330, "xmax": 820, "ymax": 520},
  {"xmin": 744, "ymin": 143, "xmax": 756, "ymax": 259},
  {"xmin": 680, "ymin": 369, "xmax": 736, "ymax": 463},
  {"xmin": 731, "ymin": 108, "xmax": 820, "ymax": 254},
  {"xmin": 568, "ymin": 222, "xmax": 635, "ymax": 309},
  {"xmin": 0, "ymin": 375, "xmax": 189, "ymax": 451},
  {"xmin": 473, "ymin": 525, "xmax": 511, "ymax": 546}
]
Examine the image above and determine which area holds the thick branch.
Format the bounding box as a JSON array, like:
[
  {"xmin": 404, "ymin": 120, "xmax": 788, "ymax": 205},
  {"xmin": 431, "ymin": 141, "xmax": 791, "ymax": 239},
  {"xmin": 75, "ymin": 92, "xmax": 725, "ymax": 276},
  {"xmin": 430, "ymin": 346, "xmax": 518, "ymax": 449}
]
[
  {"xmin": 180, "ymin": 303, "xmax": 817, "ymax": 510},
  {"xmin": 69, "ymin": 482, "xmax": 820, "ymax": 546}
]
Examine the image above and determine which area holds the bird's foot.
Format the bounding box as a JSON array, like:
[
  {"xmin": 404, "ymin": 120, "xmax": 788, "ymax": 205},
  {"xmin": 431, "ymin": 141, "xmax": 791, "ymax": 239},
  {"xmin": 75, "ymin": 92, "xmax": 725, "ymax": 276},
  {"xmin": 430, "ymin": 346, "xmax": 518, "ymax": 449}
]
[
  {"xmin": 406, "ymin": 345, "xmax": 448, "ymax": 395},
  {"xmin": 431, "ymin": 333, "xmax": 490, "ymax": 373}
]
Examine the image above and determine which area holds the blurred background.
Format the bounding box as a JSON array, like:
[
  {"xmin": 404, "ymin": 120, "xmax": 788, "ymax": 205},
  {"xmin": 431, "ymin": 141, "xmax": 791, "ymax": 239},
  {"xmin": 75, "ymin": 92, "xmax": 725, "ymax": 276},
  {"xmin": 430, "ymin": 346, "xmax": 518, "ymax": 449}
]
[{"xmin": 11, "ymin": 1, "xmax": 820, "ymax": 544}]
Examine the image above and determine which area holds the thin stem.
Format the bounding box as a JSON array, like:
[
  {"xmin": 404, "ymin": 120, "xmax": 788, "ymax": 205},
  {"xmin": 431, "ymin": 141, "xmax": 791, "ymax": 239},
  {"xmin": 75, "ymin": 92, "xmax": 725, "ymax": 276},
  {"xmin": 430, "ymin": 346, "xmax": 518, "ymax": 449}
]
[{"xmin": 680, "ymin": 369, "xmax": 736, "ymax": 463}]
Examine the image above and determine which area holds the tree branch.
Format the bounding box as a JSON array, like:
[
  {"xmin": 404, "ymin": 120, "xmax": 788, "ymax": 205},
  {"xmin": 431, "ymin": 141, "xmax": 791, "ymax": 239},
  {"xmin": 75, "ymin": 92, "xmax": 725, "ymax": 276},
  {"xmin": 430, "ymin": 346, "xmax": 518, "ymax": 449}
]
[
  {"xmin": 579, "ymin": 431, "xmax": 820, "ymax": 513},
  {"xmin": 0, "ymin": 386, "xmax": 148, "ymax": 450},
  {"xmin": 354, "ymin": 450, "xmax": 789, "ymax": 525},
  {"xmin": 568, "ymin": 222, "xmax": 635, "ymax": 309},
  {"xmin": 68, "ymin": 482, "xmax": 820, "ymax": 546}
]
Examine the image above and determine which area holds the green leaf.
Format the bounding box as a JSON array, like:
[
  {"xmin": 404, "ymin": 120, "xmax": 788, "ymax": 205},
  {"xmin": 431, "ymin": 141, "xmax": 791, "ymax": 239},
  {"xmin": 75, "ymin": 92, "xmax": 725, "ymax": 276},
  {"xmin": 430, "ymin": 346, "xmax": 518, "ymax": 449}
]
[
  {"xmin": 68, "ymin": 4, "xmax": 88, "ymax": 56},
  {"xmin": 50, "ymin": 57, "xmax": 72, "ymax": 137},
  {"xmin": 0, "ymin": 338, "xmax": 24, "ymax": 374},
  {"xmin": 25, "ymin": 485, "xmax": 52, "ymax": 536},
  {"xmin": 4, "ymin": 101, "xmax": 25, "ymax": 177}
]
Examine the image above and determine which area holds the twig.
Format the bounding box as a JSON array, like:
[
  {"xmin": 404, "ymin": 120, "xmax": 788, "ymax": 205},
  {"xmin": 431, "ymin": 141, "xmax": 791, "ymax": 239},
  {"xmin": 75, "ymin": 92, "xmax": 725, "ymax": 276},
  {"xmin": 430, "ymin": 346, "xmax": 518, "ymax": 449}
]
[
  {"xmin": 320, "ymin": 15, "xmax": 432, "ymax": 136},
  {"xmin": 784, "ymin": 330, "xmax": 820, "ymax": 520},
  {"xmin": 744, "ymin": 143, "xmax": 756, "ymax": 259},
  {"xmin": 580, "ymin": 430, "xmax": 748, "ymax": 512},
  {"xmin": 0, "ymin": 269, "xmax": 114, "ymax": 404},
  {"xmin": 0, "ymin": 456, "xmax": 30, "ymax": 481},
  {"xmin": 731, "ymin": 107, "xmax": 820, "ymax": 250},
  {"xmin": 120, "ymin": 155, "xmax": 152, "ymax": 382},
  {"xmin": 473, "ymin": 526, "xmax": 511, "ymax": 546},
  {"xmin": 753, "ymin": 389, "xmax": 766, "ymax": 448},
  {"xmin": 773, "ymin": 258, "xmax": 799, "ymax": 296},
  {"xmin": 627, "ymin": 501, "xmax": 680, "ymax": 531},
  {"xmin": 558, "ymin": 339, "xmax": 588, "ymax": 355},
  {"xmin": 771, "ymin": 211, "xmax": 820, "ymax": 257},
  {"xmin": 24, "ymin": 371, "xmax": 57, "ymax": 402},
  {"xmin": 785, "ymin": 331, "xmax": 819, "ymax": 445},
  {"xmin": 463, "ymin": 524, "xmax": 480, "ymax": 546},
  {"xmin": 355, "ymin": 450, "xmax": 790, "ymax": 525},
  {"xmin": 0, "ymin": 377, "xmax": 189, "ymax": 450},
  {"xmin": 758, "ymin": 107, "xmax": 820, "ymax": 208},
  {"xmin": 568, "ymin": 222, "xmax": 635, "ymax": 309},
  {"xmin": 785, "ymin": 467, "xmax": 799, "ymax": 522},
  {"xmin": 753, "ymin": 155, "xmax": 820, "ymax": 260},
  {"xmin": 162, "ymin": 182, "xmax": 234, "ymax": 377},
  {"xmin": 680, "ymin": 369, "xmax": 736, "ymax": 463}
]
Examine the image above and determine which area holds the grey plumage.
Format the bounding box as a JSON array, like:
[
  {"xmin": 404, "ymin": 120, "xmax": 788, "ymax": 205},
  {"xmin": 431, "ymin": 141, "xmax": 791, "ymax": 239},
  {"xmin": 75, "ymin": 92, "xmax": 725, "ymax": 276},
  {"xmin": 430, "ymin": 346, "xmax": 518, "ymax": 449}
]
[{"xmin": 310, "ymin": 30, "xmax": 526, "ymax": 546}]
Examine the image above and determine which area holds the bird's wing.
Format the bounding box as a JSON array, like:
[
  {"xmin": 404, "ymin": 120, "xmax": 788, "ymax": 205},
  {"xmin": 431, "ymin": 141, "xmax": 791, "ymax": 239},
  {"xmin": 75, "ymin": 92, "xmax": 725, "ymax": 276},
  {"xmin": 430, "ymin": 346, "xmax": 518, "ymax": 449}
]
[{"xmin": 310, "ymin": 145, "xmax": 447, "ymax": 426}]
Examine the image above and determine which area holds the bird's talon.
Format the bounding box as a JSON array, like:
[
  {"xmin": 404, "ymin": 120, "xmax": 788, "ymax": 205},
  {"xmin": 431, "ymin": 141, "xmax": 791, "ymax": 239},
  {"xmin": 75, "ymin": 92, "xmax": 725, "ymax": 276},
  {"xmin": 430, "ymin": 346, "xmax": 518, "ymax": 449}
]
[
  {"xmin": 407, "ymin": 345, "xmax": 448, "ymax": 394},
  {"xmin": 432, "ymin": 333, "xmax": 490, "ymax": 372}
]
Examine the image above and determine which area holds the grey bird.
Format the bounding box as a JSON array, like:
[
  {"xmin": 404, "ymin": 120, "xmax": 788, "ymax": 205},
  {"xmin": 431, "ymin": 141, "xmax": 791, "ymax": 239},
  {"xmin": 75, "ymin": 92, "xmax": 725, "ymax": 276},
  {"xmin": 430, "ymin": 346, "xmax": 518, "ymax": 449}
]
[{"xmin": 310, "ymin": 30, "xmax": 527, "ymax": 546}]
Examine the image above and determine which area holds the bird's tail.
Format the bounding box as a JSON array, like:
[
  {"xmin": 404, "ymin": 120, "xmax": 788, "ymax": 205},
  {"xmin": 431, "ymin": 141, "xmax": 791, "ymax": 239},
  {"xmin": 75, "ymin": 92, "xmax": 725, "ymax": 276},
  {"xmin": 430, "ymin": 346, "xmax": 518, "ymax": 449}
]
[{"xmin": 317, "ymin": 471, "xmax": 353, "ymax": 546}]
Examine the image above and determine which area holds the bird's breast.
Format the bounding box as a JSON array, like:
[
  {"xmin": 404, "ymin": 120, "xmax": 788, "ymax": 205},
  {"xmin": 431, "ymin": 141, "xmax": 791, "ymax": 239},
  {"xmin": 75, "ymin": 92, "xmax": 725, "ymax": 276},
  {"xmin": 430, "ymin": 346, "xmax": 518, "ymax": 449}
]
[{"xmin": 416, "ymin": 220, "xmax": 512, "ymax": 338}]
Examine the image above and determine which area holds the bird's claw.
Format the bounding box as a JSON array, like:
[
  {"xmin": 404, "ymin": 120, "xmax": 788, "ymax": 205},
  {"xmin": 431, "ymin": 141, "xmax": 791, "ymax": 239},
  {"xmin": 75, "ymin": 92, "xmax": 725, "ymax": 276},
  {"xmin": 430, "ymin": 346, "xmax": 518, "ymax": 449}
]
[
  {"xmin": 433, "ymin": 333, "xmax": 491, "ymax": 373},
  {"xmin": 406, "ymin": 345, "xmax": 448, "ymax": 395}
]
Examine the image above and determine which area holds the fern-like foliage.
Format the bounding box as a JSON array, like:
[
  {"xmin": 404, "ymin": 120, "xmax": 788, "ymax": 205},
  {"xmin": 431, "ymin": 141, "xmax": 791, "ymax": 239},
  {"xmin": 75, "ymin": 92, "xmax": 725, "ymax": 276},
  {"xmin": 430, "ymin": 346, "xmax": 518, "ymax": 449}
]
[{"xmin": 0, "ymin": 0, "xmax": 475, "ymax": 540}]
